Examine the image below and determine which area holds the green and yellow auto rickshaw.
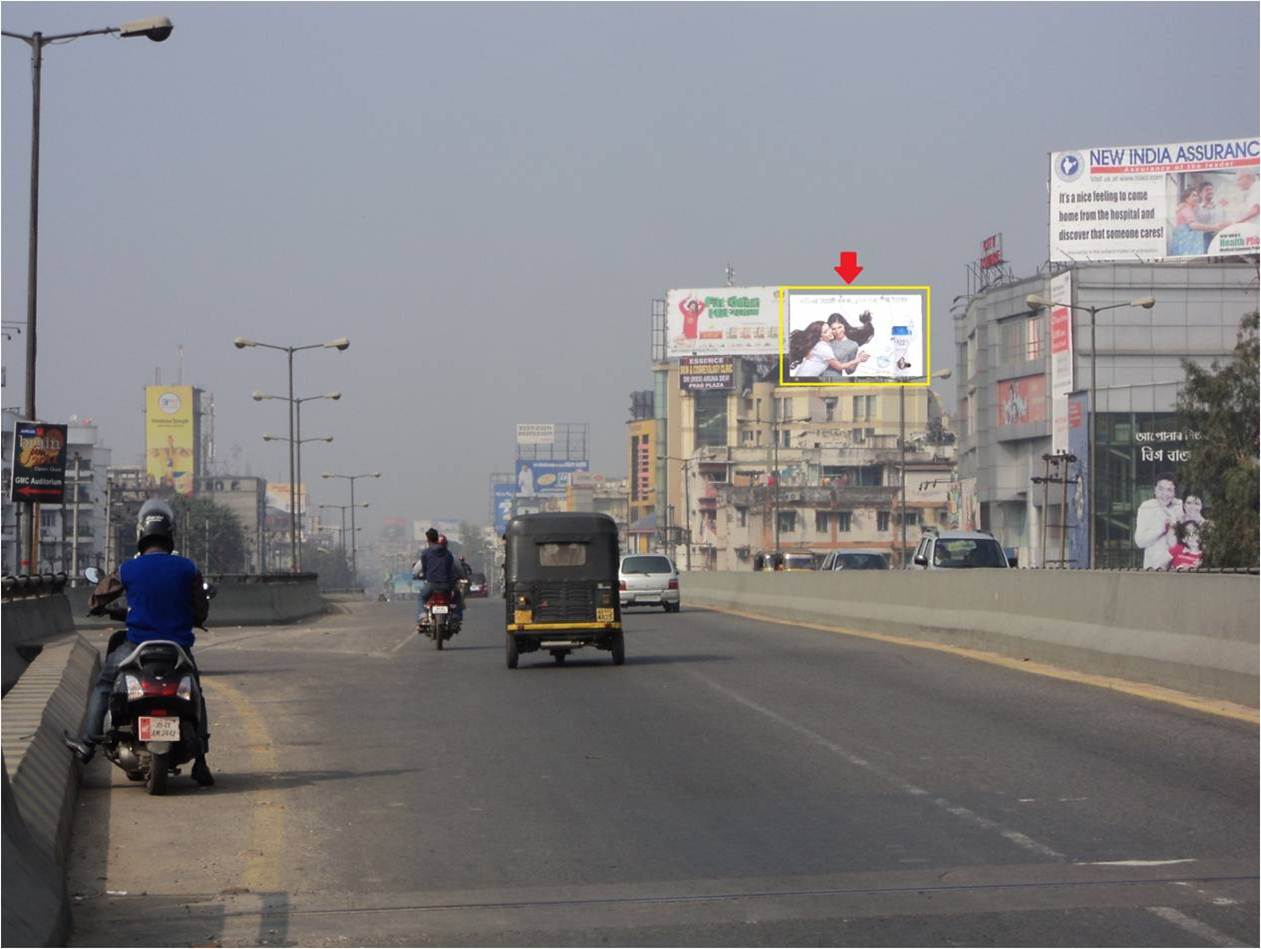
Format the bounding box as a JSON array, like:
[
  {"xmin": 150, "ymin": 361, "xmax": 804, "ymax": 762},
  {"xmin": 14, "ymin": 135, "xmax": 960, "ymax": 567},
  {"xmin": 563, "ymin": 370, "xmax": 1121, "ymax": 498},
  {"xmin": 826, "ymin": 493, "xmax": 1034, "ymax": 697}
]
[{"xmin": 503, "ymin": 512, "xmax": 624, "ymax": 668}]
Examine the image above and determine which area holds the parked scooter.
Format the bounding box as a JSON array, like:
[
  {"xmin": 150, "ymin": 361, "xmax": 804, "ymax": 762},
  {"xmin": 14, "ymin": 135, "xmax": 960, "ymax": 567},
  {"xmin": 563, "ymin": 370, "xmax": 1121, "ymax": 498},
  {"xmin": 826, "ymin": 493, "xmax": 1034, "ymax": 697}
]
[{"xmin": 83, "ymin": 566, "xmax": 216, "ymax": 795}]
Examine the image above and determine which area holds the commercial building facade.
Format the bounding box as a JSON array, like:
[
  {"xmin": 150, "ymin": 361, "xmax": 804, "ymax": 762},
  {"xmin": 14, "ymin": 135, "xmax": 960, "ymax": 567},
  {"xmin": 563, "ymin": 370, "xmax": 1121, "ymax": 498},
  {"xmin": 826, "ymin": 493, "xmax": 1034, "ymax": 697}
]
[{"xmin": 954, "ymin": 260, "xmax": 1257, "ymax": 568}]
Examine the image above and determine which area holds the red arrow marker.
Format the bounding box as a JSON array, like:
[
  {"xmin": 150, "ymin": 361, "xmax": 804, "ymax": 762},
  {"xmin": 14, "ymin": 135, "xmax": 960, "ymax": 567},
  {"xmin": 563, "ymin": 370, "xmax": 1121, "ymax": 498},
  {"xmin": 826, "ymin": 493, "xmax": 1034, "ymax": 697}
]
[{"xmin": 834, "ymin": 251, "xmax": 863, "ymax": 284}]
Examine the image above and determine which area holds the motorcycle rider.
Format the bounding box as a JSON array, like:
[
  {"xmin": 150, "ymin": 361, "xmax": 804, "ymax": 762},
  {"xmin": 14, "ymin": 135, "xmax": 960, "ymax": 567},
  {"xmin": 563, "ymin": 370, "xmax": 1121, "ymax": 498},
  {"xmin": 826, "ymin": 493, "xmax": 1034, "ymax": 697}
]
[
  {"xmin": 413, "ymin": 528, "xmax": 465, "ymax": 626},
  {"xmin": 64, "ymin": 499, "xmax": 214, "ymax": 786}
]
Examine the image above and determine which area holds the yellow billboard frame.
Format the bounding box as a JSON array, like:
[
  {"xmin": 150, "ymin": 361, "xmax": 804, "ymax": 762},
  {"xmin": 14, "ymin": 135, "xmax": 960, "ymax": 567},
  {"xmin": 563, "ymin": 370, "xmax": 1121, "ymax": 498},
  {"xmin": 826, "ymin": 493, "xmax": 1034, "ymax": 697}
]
[{"xmin": 777, "ymin": 285, "xmax": 932, "ymax": 387}]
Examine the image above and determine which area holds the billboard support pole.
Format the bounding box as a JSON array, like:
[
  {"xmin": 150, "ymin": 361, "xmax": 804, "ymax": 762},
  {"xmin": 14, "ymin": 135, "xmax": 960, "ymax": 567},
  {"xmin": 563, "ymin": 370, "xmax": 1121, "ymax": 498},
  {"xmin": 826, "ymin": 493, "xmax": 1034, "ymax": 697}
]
[{"xmin": 287, "ymin": 349, "xmax": 297, "ymax": 573}]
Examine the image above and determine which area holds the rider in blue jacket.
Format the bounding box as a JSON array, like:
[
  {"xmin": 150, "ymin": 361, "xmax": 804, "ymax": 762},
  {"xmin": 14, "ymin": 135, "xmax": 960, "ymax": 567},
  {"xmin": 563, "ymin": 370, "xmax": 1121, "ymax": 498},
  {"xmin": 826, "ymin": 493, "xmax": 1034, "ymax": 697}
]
[{"xmin": 64, "ymin": 499, "xmax": 214, "ymax": 786}]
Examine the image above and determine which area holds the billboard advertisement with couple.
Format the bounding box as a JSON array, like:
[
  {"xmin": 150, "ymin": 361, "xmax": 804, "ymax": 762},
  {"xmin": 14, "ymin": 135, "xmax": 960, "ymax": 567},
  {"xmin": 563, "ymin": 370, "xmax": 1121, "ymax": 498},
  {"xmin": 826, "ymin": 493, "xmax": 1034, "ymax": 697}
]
[
  {"xmin": 1050, "ymin": 135, "xmax": 1259, "ymax": 262},
  {"xmin": 780, "ymin": 288, "xmax": 930, "ymax": 386}
]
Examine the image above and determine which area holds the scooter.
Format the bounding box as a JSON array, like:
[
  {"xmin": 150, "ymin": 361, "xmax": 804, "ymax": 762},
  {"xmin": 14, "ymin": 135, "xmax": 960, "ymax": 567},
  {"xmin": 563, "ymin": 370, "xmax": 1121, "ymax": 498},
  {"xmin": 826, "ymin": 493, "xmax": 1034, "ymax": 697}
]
[
  {"xmin": 417, "ymin": 589, "xmax": 461, "ymax": 650},
  {"xmin": 83, "ymin": 567, "xmax": 216, "ymax": 795}
]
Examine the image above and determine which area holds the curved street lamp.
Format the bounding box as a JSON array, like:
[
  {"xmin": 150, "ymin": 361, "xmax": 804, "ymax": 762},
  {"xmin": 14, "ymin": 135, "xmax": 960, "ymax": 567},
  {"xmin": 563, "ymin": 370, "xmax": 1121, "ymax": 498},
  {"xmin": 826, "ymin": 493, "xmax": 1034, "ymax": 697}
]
[
  {"xmin": 234, "ymin": 336, "xmax": 349, "ymax": 570},
  {"xmin": 1026, "ymin": 295, "xmax": 1156, "ymax": 567},
  {"xmin": 3, "ymin": 16, "xmax": 173, "ymax": 571}
]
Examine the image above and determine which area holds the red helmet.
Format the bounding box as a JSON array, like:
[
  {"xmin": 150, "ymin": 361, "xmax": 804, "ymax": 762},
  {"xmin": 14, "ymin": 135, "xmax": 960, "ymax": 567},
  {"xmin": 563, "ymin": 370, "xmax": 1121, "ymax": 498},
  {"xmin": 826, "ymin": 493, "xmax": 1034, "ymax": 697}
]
[{"xmin": 438, "ymin": 533, "xmax": 448, "ymax": 547}]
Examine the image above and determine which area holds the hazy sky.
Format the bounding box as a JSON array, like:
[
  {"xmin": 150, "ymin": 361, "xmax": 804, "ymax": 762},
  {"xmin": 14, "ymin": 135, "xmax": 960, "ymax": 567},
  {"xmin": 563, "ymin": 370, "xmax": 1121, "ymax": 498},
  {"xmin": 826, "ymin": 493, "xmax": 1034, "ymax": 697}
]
[{"xmin": 4, "ymin": 2, "xmax": 1258, "ymax": 532}]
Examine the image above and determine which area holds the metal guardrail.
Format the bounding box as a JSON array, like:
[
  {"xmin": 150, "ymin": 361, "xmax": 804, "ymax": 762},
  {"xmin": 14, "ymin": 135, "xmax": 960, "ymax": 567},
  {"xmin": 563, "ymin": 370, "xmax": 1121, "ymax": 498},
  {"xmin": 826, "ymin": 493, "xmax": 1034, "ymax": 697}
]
[{"xmin": 1, "ymin": 573, "xmax": 69, "ymax": 600}]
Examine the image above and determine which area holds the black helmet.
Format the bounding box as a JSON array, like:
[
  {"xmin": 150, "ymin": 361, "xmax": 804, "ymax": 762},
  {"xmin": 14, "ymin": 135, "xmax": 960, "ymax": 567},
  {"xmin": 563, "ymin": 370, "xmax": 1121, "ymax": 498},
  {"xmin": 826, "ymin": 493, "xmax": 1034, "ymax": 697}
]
[{"xmin": 136, "ymin": 499, "xmax": 176, "ymax": 553}]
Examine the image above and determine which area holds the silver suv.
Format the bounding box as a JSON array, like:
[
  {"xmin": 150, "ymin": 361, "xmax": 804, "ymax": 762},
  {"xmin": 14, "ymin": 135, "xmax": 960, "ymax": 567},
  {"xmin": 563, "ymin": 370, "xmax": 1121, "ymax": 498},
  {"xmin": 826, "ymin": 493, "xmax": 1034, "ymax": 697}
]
[
  {"xmin": 618, "ymin": 555, "xmax": 680, "ymax": 612},
  {"xmin": 910, "ymin": 529, "xmax": 1009, "ymax": 570}
]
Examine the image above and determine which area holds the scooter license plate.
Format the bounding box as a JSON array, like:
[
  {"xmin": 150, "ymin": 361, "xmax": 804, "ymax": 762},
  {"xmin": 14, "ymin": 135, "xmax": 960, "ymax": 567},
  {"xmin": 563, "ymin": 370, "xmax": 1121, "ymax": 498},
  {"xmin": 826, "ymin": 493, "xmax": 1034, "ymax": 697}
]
[
  {"xmin": 138, "ymin": 717, "xmax": 181, "ymax": 742},
  {"xmin": 431, "ymin": 605, "xmax": 449, "ymax": 615}
]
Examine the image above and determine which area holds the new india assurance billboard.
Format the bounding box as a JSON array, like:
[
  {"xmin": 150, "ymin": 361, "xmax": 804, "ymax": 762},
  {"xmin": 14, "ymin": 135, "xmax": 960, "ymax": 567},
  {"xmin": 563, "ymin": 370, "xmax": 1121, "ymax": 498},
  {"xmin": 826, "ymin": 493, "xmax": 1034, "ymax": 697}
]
[{"xmin": 1050, "ymin": 136, "xmax": 1259, "ymax": 261}]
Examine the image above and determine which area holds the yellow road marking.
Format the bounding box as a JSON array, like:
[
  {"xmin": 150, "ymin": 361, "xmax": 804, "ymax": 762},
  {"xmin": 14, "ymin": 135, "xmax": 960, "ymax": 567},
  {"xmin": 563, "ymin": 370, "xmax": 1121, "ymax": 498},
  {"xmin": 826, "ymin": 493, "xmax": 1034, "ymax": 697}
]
[
  {"xmin": 202, "ymin": 677, "xmax": 286, "ymax": 891},
  {"xmin": 700, "ymin": 604, "xmax": 1259, "ymax": 725}
]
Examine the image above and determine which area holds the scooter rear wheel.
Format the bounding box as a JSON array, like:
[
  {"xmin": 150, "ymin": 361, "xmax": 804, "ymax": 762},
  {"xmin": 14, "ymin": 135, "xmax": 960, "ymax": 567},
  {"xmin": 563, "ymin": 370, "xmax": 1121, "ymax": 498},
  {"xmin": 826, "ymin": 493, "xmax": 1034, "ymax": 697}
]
[{"xmin": 146, "ymin": 752, "xmax": 168, "ymax": 796}]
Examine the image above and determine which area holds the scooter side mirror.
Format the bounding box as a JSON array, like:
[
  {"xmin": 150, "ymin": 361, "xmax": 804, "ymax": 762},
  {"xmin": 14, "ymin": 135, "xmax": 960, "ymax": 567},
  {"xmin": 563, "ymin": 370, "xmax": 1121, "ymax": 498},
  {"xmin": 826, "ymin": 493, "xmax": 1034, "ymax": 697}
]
[{"xmin": 84, "ymin": 567, "xmax": 102, "ymax": 584}]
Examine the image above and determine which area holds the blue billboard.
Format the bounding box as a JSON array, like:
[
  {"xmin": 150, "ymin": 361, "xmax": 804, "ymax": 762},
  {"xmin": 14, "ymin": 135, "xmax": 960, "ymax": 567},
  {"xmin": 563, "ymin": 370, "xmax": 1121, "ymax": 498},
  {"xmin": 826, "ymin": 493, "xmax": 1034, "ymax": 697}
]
[
  {"xmin": 515, "ymin": 459, "xmax": 589, "ymax": 497},
  {"xmin": 492, "ymin": 483, "xmax": 515, "ymax": 535}
]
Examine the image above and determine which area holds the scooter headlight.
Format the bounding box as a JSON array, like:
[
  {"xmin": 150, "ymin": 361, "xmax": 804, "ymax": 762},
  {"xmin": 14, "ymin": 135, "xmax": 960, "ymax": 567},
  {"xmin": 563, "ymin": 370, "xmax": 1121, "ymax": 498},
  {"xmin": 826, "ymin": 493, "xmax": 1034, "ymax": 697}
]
[
  {"xmin": 123, "ymin": 674, "xmax": 145, "ymax": 702},
  {"xmin": 176, "ymin": 675, "xmax": 195, "ymax": 703}
]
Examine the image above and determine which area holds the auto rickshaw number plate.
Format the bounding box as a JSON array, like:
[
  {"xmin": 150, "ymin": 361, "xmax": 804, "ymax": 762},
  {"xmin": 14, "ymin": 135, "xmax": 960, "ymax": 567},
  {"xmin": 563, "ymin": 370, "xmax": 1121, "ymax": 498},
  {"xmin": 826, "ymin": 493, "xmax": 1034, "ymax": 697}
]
[
  {"xmin": 596, "ymin": 608, "xmax": 615, "ymax": 622},
  {"xmin": 138, "ymin": 716, "xmax": 180, "ymax": 742}
]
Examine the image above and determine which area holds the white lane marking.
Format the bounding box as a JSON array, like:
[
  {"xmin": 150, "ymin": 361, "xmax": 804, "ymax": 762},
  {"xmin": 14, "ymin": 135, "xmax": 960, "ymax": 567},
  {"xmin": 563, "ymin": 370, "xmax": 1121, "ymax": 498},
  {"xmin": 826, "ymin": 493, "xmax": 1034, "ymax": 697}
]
[
  {"xmin": 688, "ymin": 671, "xmax": 1065, "ymax": 860},
  {"xmin": 1172, "ymin": 880, "xmax": 1242, "ymax": 906},
  {"xmin": 1081, "ymin": 859, "xmax": 1198, "ymax": 867},
  {"xmin": 1147, "ymin": 906, "xmax": 1247, "ymax": 947}
]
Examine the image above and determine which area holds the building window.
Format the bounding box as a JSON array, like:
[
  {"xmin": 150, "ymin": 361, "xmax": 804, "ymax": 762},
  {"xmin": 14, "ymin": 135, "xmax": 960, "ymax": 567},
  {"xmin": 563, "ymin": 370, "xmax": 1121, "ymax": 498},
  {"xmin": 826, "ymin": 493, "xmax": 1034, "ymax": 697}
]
[
  {"xmin": 898, "ymin": 511, "xmax": 921, "ymax": 526},
  {"xmin": 852, "ymin": 427, "xmax": 865, "ymax": 443},
  {"xmin": 852, "ymin": 396, "xmax": 866, "ymax": 421},
  {"xmin": 780, "ymin": 429, "xmax": 791, "ymax": 448},
  {"xmin": 741, "ymin": 429, "xmax": 754, "ymax": 445},
  {"xmin": 777, "ymin": 511, "xmax": 797, "ymax": 534},
  {"xmin": 866, "ymin": 395, "xmax": 877, "ymax": 420},
  {"xmin": 836, "ymin": 511, "xmax": 852, "ymax": 532},
  {"xmin": 1001, "ymin": 318, "xmax": 1024, "ymax": 362},
  {"xmin": 877, "ymin": 510, "xmax": 891, "ymax": 532},
  {"xmin": 824, "ymin": 398, "xmax": 837, "ymax": 421},
  {"xmin": 736, "ymin": 506, "xmax": 747, "ymax": 527},
  {"xmin": 1026, "ymin": 314, "xmax": 1043, "ymax": 360},
  {"xmin": 695, "ymin": 390, "xmax": 728, "ymax": 448},
  {"xmin": 815, "ymin": 511, "xmax": 829, "ymax": 533}
]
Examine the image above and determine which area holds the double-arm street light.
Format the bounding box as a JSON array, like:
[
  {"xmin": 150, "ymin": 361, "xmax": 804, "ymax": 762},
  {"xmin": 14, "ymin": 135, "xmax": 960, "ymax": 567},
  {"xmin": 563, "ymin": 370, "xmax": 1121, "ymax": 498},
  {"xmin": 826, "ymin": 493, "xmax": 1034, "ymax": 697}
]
[
  {"xmin": 4, "ymin": 16, "xmax": 172, "ymax": 571},
  {"xmin": 899, "ymin": 369, "xmax": 953, "ymax": 566},
  {"xmin": 255, "ymin": 390, "xmax": 340, "ymax": 566},
  {"xmin": 261, "ymin": 433, "xmax": 333, "ymax": 570},
  {"xmin": 317, "ymin": 502, "xmax": 368, "ymax": 555},
  {"xmin": 235, "ymin": 336, "xmax": 349, "ymax": 571},
  {"xmin": 322, "ymin": 472, "xmax": 380, "ymax": 579},
  {"xmin": 1026, "ymin": 294, "xmax": 1155, "ymax": 568}
]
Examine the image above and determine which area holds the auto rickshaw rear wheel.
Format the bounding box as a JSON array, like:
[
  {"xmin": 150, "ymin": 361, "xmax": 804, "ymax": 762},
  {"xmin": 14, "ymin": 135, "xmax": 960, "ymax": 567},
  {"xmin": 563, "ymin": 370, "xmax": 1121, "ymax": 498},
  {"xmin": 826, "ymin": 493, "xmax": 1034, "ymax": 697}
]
[
  {"xmin": 611, "ymin": 631, "xmax": 625, "ymax": 666},
  {"xmin": 551, "ymin": 649, "xmax": 567, "ymax": 664},
  {"xmin": 506, "ymin": 632, "xmax": 519, "ymax": 669}
]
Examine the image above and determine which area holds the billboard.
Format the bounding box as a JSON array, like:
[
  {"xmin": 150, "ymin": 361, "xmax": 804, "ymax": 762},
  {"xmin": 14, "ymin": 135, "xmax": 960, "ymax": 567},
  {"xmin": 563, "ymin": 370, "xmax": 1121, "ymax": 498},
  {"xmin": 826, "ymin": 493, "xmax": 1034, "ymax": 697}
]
[
  {"xmin": 1048, "ymin": 270, "xmax": 1074, "ymax": 452},
  {"xmin": 265, "ymin": 482, "xmax": 308, "ymax": 515},
  {"xmin": 666, "ymin": 287, "xmax": 780, "ymax": 357},
  {"xmin": 414, "ymin": 517, "xmax": 462, "ymax": 540},
  {"xmin": 679, "ymin": 356, "xmax": 734, "ymax": 391},
  {"xmin": 145, "ymin": 385, "xmax": 197, "ymax": 495},
  {"xmin": 515, "ymin": 459, "xmax": 588, "ymax": 496},
  {"xmin": 515, "ymin": 424, "xmax": 555, "ymax": 445},
  {"xmin": 1050, "ymin": 136, "xmax": 1259, "ymax": 261},
  {"xmin": 996, "ymin": 375, "xmax": 1047, "ymax": 427},
  {"xmin": 492, "ymin": 484, "xmax": 515, "ymax": 535},
  {"xmin": 8, "ymin": 420, "xmax": 67, "ymax": 503},
  {"xmin": 782, "ymin": 288, "xmax": 930, "ymax": 385}
]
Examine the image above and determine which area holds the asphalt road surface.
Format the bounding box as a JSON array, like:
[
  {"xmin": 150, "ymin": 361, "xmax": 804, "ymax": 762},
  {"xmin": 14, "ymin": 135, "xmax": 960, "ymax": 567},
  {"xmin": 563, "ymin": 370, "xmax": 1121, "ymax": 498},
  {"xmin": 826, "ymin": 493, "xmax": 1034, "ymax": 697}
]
[{"xmin": 66, "ymin": 597, "xmax": 1258, "ymax": 947}]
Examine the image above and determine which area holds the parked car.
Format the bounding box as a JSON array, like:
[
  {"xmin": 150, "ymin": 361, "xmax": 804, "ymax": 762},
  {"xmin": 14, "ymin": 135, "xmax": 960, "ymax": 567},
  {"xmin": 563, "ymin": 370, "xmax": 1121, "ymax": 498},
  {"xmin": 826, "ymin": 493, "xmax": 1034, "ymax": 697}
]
[
  {"xmin": 909, "ymin": 528, "xmax": 1010, "ymax": 569},
  {"xmin": 819, "ymin": 549, "xmax": 892, "ymax": 571},
  {"xmin": 467, "ymin": 572, "xmax": 488, "ymax": 597},
  {"xmin": 619, "ymin": 554, "xmax": 680, "ymax": 612}
]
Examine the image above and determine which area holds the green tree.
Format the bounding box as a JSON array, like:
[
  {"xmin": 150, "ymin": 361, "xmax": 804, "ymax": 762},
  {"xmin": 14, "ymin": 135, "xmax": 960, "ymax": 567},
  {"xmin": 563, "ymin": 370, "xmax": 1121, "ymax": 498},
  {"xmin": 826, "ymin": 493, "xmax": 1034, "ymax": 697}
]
[
  {"xmin": 1176, "ymin": 311, "xmax": 1259, "ymax": 568},
  {"xmin": 169, "ymin": 494, "xmax": 248, "ymax": 573},
  {"xmin": 301, "ymin": 541, "xmax": 356, "ymax": 590}
]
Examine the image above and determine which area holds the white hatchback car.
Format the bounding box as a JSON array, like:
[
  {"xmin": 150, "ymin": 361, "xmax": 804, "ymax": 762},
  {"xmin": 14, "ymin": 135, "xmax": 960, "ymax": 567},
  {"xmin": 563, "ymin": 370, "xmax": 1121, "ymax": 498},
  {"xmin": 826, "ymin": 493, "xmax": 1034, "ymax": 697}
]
[{"xmin": 618, "ymin": 555, "xmax": 680, "ymax": 612}]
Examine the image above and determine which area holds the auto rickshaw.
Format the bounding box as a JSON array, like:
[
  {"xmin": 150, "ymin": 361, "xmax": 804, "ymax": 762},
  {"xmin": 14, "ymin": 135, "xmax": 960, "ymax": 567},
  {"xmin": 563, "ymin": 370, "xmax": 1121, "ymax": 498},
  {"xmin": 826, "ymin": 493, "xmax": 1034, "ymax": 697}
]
[{"xmin": 503, "ymin": 512, "xmax": 624, "ymax": 668}]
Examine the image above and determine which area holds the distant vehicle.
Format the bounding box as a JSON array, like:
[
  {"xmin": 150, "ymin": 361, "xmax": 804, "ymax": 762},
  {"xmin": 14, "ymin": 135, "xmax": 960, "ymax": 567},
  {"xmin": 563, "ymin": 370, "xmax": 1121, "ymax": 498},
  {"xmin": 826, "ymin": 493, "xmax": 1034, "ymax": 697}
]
[
  {"xmin": 910, "ymin": 528, "xmax": 1010, "ymax": 570},
  {"xmin": 468, "ymin": 572, "xmax": 488, "ymax": 597},
  {"xmin": 753, "ymin": 550, "xmax": 819, "ymax": 571},
  {"xmin": 618, "ymin": 555, "xmax": 680, "ymax": 612},
  {"xmin": 503, "ymin": 512, "xmax": 624, "ymax": 668},
  {"xmin": 819, "ymin": 549, "xmax": 892, "ymax": 571}
]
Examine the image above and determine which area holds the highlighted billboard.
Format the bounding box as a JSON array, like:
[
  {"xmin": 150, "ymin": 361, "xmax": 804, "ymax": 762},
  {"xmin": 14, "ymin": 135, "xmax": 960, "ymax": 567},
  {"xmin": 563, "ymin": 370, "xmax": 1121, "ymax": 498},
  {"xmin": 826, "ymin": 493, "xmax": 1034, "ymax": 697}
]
[
  {"xmin": 1050, "ymin": 136, "xmax": 1259, "ymax": 261},
  {"xmin": 145, "ymin": 385, "xmax": 197, "ymax": 495},
  {"xmin": 780, "ymin": 287, "xmax": 931, "ymax": 386}
]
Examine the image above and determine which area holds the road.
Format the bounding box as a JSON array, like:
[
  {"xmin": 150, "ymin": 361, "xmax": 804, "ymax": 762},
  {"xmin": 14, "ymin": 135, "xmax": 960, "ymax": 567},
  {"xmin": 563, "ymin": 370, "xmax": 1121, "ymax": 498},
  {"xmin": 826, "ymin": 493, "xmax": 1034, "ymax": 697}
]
[{"xmin": 66, "ymin": 597, "xmax": 1258, "ymax": 947}]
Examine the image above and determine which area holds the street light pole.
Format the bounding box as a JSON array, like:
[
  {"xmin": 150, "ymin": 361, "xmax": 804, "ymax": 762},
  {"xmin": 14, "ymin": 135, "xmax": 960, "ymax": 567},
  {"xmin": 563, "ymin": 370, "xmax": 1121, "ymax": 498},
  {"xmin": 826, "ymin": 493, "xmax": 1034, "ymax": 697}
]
[
  {"xmin": 322, "ymin": 472, "xmax": 380, "ymax": 580},
  {"xmin": 1026, "ymin": 295, "xmax": 1154, "ymax": 569},
  {"xmin": 4, "ymin": 17, "xmax": 173, "ymax": 571},
  {"xmin": 236, "ymin": 336, "xmax": 349, "ymax": 571},
  {"xmin": 899, "ymin": 369, "xmax": 952, "ymax": 567}
]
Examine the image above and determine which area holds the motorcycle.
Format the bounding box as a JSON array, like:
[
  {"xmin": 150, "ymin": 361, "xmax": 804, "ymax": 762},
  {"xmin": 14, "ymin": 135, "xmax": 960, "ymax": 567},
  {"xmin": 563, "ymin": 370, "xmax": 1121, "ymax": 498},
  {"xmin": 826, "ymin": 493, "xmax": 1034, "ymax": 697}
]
[
  {"xmin": 83, "ymin": 567, "xmax": 216, "ymax": 795},
  {"xmin": 417, "ymin": 589, "xmax": 461, "ymax": 650}
]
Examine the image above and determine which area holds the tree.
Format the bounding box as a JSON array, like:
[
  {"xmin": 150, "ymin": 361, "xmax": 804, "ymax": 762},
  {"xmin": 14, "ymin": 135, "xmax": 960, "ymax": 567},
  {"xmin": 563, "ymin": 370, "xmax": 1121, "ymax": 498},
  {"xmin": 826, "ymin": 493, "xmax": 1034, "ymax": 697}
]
[
  {"xmin": 169, "ymin": 494, "xmax": 248, "ymax": 574},
  {"xmin": 1176, "ymin": 311, "xmax": 1259, "ymax": 568}
]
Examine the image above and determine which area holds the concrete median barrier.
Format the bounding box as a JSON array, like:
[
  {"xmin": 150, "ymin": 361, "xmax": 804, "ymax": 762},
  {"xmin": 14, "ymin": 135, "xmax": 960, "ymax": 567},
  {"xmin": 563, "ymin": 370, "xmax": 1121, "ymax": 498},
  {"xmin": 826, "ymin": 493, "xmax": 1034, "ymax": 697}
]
[
  {"xmin": 68, "ymin": 574, "xmax": 329, "ymax": 629},
  {"xmin": 682, "ymin": 571, "xmax": 1259, "ymax": 706},
  {"xmin": 1, "ymin": 634, "xmax": 100, "ymax": 947}
]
